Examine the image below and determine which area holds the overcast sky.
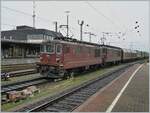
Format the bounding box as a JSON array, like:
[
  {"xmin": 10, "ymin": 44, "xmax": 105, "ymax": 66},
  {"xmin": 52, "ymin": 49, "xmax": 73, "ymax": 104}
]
[{"xmin": 1, "ymin": 1, "xmax": 149, "ymax": 52}]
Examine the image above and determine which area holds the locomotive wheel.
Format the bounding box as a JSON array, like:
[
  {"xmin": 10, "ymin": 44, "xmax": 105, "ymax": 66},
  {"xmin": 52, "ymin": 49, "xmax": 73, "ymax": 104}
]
[
  {"xmin": 63, "ymin": 71, "xmax": 74, "ymax": 79},
  {"xmin": 39, "ymin": 69, "xmax": 43, "ymax": 74},
  {"xmin": 70, "ymin": 72, "xmax": 75, "ymax": 79},
  {"xmin": 61, "ymin": 70, "xmax": 68, "ymax": 79}
]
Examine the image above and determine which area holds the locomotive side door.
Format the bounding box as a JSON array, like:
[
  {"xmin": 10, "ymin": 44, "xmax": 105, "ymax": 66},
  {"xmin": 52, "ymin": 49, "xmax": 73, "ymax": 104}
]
[
  {"xmin": 56, "ymin": 44, "xmax": 63, "ymax": 65},
  {"xmin": 102, "ymin": 47, "xmax": 107, "ymax": 65}
]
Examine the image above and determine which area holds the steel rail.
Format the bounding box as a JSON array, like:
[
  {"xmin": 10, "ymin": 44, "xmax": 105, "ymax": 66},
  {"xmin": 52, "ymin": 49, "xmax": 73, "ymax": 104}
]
[{"xmin": 1, "ymin": 77, "xmax": 48, "ymax": 94}]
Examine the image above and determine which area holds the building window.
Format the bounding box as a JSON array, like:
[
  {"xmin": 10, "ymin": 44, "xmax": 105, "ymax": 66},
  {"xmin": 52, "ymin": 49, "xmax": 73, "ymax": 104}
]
[
  {"xmin": 49, "ymin": 36, "xmax": 52, "ymax": 40},
  {"xmin": 51, "ymin": 36, "xmax": 54, "ymax": 40},
  {"xmin": 27, "ymin": 34, "xmax": 43, "ymax": 40},
  {"xmin": 10, "ymin": 36, "xmax": 12, "ymax": 40},
  {"xmin": 44, "ymin": 35, "xmax": 46, "ymax": 40},
  {"xmin": 27, "ymin": 34, "xmax": 44, "ymax": 42}
]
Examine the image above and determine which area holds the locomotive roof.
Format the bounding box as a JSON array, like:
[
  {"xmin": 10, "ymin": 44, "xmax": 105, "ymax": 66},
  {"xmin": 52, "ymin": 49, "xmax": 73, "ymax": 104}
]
[
  {"xmin": 101, "ymin": 45, "xmax": 122, "ymax": 50},
  {"xmin": 54, "ymin": 37, "xmax": 101, "ymax": 47},
  {"xmin": 43, "ymin": 38, "xmax": 100, "ymax": 48},
  {"xmin": 122, "ymin": 48, "xmax": 137, "ymax": 53},
  {"xmin": 43, "ymin": 37, "xmax": 122, "ymax": 50}
]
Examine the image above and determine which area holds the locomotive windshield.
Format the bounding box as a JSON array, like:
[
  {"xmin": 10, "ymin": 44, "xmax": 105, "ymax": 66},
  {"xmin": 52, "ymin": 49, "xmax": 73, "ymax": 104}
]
[
  {"xmin": 40, "ymin": 43, "xmax": 55, "ymax": 53},
  {"xmin": 46, "ymin": 44, "xmax": 55, "ymax": 53}
]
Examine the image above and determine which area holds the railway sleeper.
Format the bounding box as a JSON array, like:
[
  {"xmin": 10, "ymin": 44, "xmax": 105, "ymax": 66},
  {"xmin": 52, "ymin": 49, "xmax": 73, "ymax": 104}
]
[
  {"xmin": 84, "ymin": 86, "xmax": 99, "ymax": 90},
  {"xmin": 65, "ymin": 98, "xmax": 85, "ymax": 103},
  {"xmin": 72, "ymin": 93, "xmax": 91, "ymax": 98},
  {"xmin": 68, "ymin": 95, "xmax": 87, "ymax": 101},
  {"xmin": 44, "ymin": 107, "xmax": 65, "ymax": 112},
  {"xmin": 58, "ymin": 101, "xmax": 79, "ymax": 106},
  {"xmin": 63, "ymin": 99, "xmax": 83, "ymax": 105},
  {"xmin": 79, "ymin": 89, "xmax": 97, "ymax": 93},
  {"xmin": 75, "ymin": 91, "xmax": 93, "ymax": 95},
  {"xmin": 81, "ymin": 89, "xmax": 97, "ymax": 93},
  {"xmin": 52, "ymin": 103, "xmax": 74, "ymax": 110},
  {"xmin": 50, "ymin": 105, "xmax": 70, "ymax": 111}
]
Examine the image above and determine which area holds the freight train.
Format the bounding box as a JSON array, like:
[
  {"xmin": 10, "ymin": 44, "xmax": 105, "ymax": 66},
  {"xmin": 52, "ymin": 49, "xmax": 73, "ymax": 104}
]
[{"xmin": 36, "ymin": 37, "xmax": 149, "ymax": 79}]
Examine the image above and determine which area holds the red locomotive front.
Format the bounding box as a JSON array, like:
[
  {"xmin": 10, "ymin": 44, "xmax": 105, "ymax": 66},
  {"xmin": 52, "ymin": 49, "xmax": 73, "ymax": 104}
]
[
  {"xmin": 39, "ymin": 42, "xmax": 63, "ymax": 66},
  {"xmin": 37, "ymin": 40, "xmax": 65, "ymax": 78}
]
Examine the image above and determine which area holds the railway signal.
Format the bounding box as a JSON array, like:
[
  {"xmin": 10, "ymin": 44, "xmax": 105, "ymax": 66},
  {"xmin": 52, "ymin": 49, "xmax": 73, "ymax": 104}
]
[{"xmin": 78, "ymin": 20, "xmax": 84, "ymax": 41}]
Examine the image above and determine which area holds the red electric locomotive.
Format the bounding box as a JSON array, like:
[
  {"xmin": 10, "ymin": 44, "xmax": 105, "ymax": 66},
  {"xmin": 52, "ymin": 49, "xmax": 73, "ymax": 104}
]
[
  {"xmin": 37, "ymin": 38, "xmax": 105, "ymax": 78},
  {"xmin": 101, "ymin": 45, "xmax": 122, "ymax": 64}
]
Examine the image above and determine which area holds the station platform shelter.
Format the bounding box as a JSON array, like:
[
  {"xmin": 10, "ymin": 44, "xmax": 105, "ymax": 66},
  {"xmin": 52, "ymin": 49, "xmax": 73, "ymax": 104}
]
[{"xmin": 1, "ymin": 39, "xmax": 40, "ymax": 59}]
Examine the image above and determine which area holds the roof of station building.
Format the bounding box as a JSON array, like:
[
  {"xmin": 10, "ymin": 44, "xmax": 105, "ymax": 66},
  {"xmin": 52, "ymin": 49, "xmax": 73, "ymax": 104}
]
[{"xmin": 1, "ymin": 25, "xmax": 63, "ymax": 40}]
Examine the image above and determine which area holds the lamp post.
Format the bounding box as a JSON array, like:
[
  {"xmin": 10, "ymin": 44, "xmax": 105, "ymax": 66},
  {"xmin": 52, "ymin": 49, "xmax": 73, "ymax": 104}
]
[
  {"xmin": 78, "ymin": 20, "xmax": 84, "ymax": 41},
  {"xmin": 32, "ymin": 0, "xmax": 36, "ymax": 28},
  {"xmin": 65, "ymin": 11, "xmax": 70, "ymax": 37},
  {"xmin": 53, "ymin": 21, "xmax": 58, "ymax": 32}
]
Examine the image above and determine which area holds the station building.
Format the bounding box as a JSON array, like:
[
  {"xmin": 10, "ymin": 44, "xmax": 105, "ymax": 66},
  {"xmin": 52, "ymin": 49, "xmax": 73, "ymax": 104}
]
[{"xmin": 1, "ymin": 25, "xmax": 63, "ymax": 59}]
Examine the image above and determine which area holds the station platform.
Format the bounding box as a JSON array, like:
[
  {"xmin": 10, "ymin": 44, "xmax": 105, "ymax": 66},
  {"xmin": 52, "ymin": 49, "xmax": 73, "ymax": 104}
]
[
  {"xmin": 1, "ymin": 58, "xmax": 39, "ymax": 65},
  {"xmin": 74, "ymin": 62, "xmax": 149, "ymax": 112}
]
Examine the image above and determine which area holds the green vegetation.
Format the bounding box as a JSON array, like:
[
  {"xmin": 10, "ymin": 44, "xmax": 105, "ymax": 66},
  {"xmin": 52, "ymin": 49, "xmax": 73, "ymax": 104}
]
[{"xmin": 2, "ymin": 64, "xmax": 124, "ymax": 112}]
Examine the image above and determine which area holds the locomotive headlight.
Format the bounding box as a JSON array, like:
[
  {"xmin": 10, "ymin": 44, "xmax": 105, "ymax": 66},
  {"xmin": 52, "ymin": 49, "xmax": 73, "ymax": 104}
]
[
  {"xmin": 46, "ymin": 54, "xmax": 50, "ymax": 57},
  {"xmin": 56, "ymin": 58, "xmax": 60, "ymax": 63},
  {"xmin": 40, "ymin": 57, "xmax": 42, "ymax": 60}
]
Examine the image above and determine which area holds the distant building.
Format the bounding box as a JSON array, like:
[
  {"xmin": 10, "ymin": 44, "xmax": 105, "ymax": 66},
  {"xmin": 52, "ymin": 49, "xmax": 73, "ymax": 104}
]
[
  {"xmin": 1, "ymin": 25, "xmax": 63, "ymax": 59},
  {"xmin": 1, "ymin": 25, "xmax": 63, "ymax": 43}
]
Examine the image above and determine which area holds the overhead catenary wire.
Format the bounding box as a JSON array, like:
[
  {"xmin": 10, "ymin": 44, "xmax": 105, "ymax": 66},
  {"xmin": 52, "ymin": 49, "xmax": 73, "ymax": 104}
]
[
  {"xmin": 84, "ymin": 1, "xmax": 141, "ymax": 40},
  {"xmin": 84, "ymin": 1, "xmax": 124, "ymax": 31},
  {"xmin": 2, "ymin": 6, "xmax": 53, "ymax": 23},
  {"xmin": 2, "ymin": 23, "xmax": 16, "ymax": 27}
]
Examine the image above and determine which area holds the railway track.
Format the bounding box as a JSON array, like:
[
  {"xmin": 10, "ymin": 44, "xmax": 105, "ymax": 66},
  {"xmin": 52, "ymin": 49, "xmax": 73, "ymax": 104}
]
[
  {"xmin": 1, "ymin": 77, "xmax": 48, "ymax": 94},
  {"xmin": 7, "ymin": 69, "xmax": 37, "ymax": 77},
  {"xmin": 1, "ymin": 63, "xmax": 36, "ymax": 73},
  {"xmin": 15, "ymin": 61, "xmax": 139, "ymax": 112}
]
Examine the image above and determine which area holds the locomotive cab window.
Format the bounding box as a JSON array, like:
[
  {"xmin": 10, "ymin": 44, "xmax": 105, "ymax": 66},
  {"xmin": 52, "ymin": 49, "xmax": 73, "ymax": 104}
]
[
  {"xmin": 46, "ymin": 44, "xmax": 55, "ymax": 53},
  {"xmin": 40, "ymin": 45, "xmax": 45, "ymax": 52},
  {"xmin": 56, "ymin": 44, "xmax": 62, "ymax": 54}
]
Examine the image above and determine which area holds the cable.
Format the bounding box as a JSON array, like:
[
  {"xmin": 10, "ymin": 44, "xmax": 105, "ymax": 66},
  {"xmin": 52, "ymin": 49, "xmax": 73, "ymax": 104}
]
[
  {"xmin": 2, "ymin": 6, "xmax": 32, "ymax": 16},
  {"xmin": 2, "ymin": 23, "xmax": 16, "ymax": 27},
  {"xmin": 85, "ymin": 1, "xmax": 124, "ymax": 30},
  {"xmin": 85, "ymin": 2, "xmax": 142, "ymax": 40},
  {"xmin": 2, "ymin": 6, "xmax": 52, "ymax": 23}
]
